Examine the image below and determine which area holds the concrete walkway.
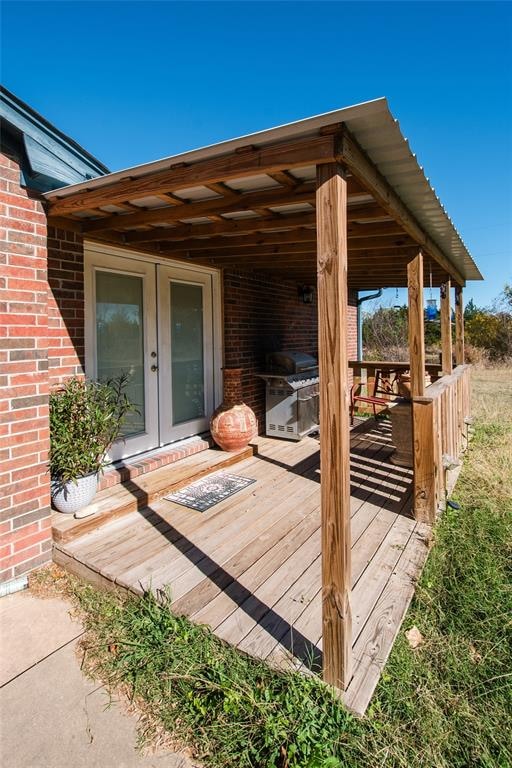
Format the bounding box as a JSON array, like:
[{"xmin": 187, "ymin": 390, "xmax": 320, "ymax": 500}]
[{"xmin": 0, "ymin": 590, "xmax": 194, "ymax": 768}]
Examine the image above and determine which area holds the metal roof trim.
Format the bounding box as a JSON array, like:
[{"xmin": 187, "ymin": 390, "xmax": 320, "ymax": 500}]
[{"xmin": 44, "ymin": 97, "xmax": 388, "ymax": 197}]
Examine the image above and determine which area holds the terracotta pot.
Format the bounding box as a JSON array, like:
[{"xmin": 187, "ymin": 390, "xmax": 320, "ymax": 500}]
[
  {"xmin": 397, "ymin": 373, "xmax": 412, "ymax": 398},
  {"xmin": 210, "ymin": 368, "xmax": 257, "ymax": 452},
  {"xmin": 397, "ymin": 372, "xmax": 432, "ymax": 398}
]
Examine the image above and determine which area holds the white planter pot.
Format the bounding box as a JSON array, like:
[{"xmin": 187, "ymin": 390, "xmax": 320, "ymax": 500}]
[{"xmin": 51, "ymin": 472, "xmax": 99, "ymax": 515}]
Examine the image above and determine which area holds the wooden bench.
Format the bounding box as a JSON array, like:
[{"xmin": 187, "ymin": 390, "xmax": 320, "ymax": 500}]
[{"xmin": 350, "ymin": 368, "xmax": 405, "ymax": 424}]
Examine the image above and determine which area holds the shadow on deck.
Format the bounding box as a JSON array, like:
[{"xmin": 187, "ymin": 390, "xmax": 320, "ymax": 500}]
[{"xmin": 54, "ymin": 418, "xmax": 432, "ymax": 715}]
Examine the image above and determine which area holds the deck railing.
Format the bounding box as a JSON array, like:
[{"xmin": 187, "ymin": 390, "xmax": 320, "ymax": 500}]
[
  {"xmin": 413, "ymin": 364, "xmax": 471, "ymax": 522},
  {"xmin": 348, "ymin": 360, "xmax": 471, "ymax": 523}
]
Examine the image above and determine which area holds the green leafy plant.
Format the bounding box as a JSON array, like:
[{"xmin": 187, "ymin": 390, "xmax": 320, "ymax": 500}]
[{"xmin": 49, "ymin": 374, "xmax": 136, "ymax": 484}]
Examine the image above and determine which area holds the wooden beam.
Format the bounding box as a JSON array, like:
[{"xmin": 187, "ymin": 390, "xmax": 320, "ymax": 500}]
[
  {"xmin": 178, "ymin": 220, "xmax": 405, "ymax": 246},
  {"xmin": 80, "ymin": 182, "xmax": 316, "ymax": 233},
  {"xmin": 125, "ymin": 211, "xmax": 317, "ymax": 243},
  {"xmin": 454, "ymin": 285, "xmax": 465, "ymax": 365},
  {"xmin": 157, "ymin": 224, "xmax": 408, "ymax": 253},
  {"xmin": 268, "ymin": 170, "xmax": 299, "ymax": 187},
  {"xmin": 338, "ymin": 127, "xmax": 466, "ymax": 287},
  {"xmin": 154, "ymin": 192, "xmax": 186, "ymax": 206},
  {"xmin": 79, "ymin": 178, "xmax": 374, "ymax": 235},
  {"xmin": 164, "ymin": 241, "xmax": 316, "ymax": 259},
  {"xmin": 176, "ymin": 252, "xmax": 439, "ymax": 276},
  {"xmin": 203, "ymin": 248, "xmax": 420, "ymax": 264},
  {"xmin": 205, "ymin": 181, "xmax": 238, "ymax": 196},
  {"xmin": 46, "ymin": 216, "xmax": 83, "ymax": 234},
  {"xmin": 345, "ymin": 202, "xmax": 390, "ymax": 221},
  {"xmin": 161, "ymin": 230, "xmax": 317, "ymax": 252},
  {"xmin": 407, "ymin": 251, "xmax": 426, "ymax": 398},
  {"xmin": 48, "ymin": 134, "xmax": 339, "ymax": 216},
  {"xmin": 440, "ymin": 280, "xmax": 453, "ymax": 375},
  {"xmin": 316, "ymin": 161, "xmax": 352, "ymax": 690}
]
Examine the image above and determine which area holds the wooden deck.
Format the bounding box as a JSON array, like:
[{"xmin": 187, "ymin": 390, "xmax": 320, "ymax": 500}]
[{"xmin": 54, "ymin": 419, "xmax": 432, "ymax": 715}]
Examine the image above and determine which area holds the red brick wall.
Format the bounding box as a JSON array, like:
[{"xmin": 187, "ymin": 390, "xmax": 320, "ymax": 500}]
[
  {"xmin": 47, "ymin": 227, "xmax": 85, "ymax": 383},
  {"xmin": 223, "ymin": 269, "xmax": 358, "ymax": 430},
  {"xmin": 0, "ymin": 152, "xmax": 52, "ymax": 583},
  {"xmin": 347, "ymin": 298, "xmax": 358, "ymax": 362}
]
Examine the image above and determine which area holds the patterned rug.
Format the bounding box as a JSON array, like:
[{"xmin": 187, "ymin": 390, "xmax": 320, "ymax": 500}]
[{"xmin": 165, "ymin": 472, "xmax": 256, "ymax": 512}]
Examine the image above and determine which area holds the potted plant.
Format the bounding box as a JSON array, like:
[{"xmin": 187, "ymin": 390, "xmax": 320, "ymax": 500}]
[{"xmin": 49, "ymin": 375, "xmax": 136, "ymax": 514}]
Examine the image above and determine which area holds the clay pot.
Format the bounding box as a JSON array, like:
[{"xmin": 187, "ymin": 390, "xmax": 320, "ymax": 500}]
[
  {"xmin": 397, "ymin": 371, "xmax": 432, "ymax": 398},
  {"xmin": 210, "ymin": 368, "xmax": 257, "ymax": 452},
  {"xmin": 397, "ymin": 373, "xmax": 412, "ymax": 398}
]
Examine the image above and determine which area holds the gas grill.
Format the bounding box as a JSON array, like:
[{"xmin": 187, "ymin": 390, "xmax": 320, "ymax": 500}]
[{"xmin": 257, "ymin": 351, "xmax": 319, "ymax": 441}]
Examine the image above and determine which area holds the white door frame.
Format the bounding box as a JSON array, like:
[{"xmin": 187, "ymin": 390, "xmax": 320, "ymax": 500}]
[{"xmin": 84, "ymin": 241, "xmax": 223, "ymax": 460}]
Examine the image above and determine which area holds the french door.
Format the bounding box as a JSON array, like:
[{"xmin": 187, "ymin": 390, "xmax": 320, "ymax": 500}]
[{"xmin": 85, "ymin": 245, "xmax": 220, "ymax": 462}]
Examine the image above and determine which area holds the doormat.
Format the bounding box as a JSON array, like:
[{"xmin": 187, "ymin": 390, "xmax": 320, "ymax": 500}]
[{"xmin": 165, "ymin": 472, "xmax": 256, "ymax": 512}]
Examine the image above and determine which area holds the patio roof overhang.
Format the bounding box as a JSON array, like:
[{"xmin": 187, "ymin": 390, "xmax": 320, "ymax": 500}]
[{"xmin": 44, "ymin": 98, "xmax": 482, "ymax": 290}]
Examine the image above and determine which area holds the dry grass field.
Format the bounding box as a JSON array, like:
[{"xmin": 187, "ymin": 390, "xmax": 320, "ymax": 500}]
[{"xmin": 471, "ymin": 365, "xmax": 512, "ymax": 422}]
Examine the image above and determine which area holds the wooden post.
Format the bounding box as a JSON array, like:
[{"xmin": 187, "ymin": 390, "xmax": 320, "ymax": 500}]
[
  {"xmin": 440, "ymin": 280, "xmax": 453, "ymax": 375},
  {"xmin": 408, "ymin": 251, "xmax": 436, "ymax": 523},
  {"xmin": 412, "ymin": 398, "xmax": 436, "ymax": 524},
  {"xmin": 316, "ymin": 162, "xmax": 352, "ymax": 690},
  {"xmin": 407, "ymin": 251, "xmax": 425, "ymax": 398},
  {"xmin": 455, "ymin": 285, "xmax": 464, "ymax": 365}
]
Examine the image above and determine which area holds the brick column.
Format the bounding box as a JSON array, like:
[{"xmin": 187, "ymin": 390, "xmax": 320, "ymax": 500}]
[
  {"xmin": 0, "ymin": 152, "xmax": 52, "ymax": 583},
  {"xmin": 47, "ymin": 226, "xmax": 85, "ymax": 384}
]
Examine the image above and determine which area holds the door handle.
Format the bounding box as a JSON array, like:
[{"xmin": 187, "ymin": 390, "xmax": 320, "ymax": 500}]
[{"xmin": 151, "ymin": 364, "xmax": 158, "ymax": 372}]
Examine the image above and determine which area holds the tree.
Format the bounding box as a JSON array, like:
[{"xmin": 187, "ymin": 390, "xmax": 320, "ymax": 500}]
[
  {"xmin": 464, "ymin": 283, "xmax": 512, "ymax": 362},
  {"xmin": 464, "ymin": 298, "xmax": 480, "ymax": 321}
]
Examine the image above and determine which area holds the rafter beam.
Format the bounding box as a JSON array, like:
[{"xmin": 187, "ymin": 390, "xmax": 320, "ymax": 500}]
[
  {"xmin": 268, "ymin": 170, "xmax": 299, "ymax": 187},
  {"xmin": 78, "ymin": 182, "xmax": 315, "ymax": 233},
  {"xmin": 156, "ymin": 221, "xmax": 404, "ymax": 252},
  {"xmin": 124, "ymin": 211, "xmax": 317, "ymax": 243},
  {"xmin": 160, "ymin": 234, "xmax": 413, "ymax": 259}
]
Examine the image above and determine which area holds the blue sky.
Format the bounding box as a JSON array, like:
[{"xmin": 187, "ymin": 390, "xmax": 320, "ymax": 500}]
[{"xmin": 2, "ymin": 1, "xmax": 511, "ymax": 307}]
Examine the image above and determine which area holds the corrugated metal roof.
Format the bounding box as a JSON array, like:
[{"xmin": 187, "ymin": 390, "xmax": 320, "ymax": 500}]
[{"xmin": 44, "ymin": 97, "xmax": 482, "ymax": 281}]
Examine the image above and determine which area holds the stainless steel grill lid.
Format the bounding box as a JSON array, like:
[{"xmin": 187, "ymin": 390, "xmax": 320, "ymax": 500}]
[{"xmin": 265, "ymin": 351, "xmax": 317, "ymax": 375}]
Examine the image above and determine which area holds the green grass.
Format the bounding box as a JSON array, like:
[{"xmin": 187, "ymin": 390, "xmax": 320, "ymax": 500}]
[{"xmin": 35, "ymin": 369, "xmax": 512, "ymax": 767}]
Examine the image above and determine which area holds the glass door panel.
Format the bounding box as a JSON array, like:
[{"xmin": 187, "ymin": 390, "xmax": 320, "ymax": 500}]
[
  {"xmin": 170, "ymin": 282, "xmax": 205, "ymax": 425},
  {"xmin": 96, "ymin": 270, "xmax": 145, "ymax": 436},
  {"xmin": 158, "ymin": 265, "xmax": 215, "ymax": 444}
]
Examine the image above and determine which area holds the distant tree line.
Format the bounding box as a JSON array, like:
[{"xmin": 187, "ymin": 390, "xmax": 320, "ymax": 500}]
[{"xmin": 362, "ymin": 283, "xmax": 512, "ymax": 364}]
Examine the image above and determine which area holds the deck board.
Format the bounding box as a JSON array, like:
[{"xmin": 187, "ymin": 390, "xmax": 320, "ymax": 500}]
[{"xmin": 54, "ymin": 420, "xmax": 431, "ymax": 715}]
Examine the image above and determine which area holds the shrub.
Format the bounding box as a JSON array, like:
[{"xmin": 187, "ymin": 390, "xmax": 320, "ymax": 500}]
[{"xmin": 49, "ymin": 375, "xmax": 136, "ymax": 483}]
